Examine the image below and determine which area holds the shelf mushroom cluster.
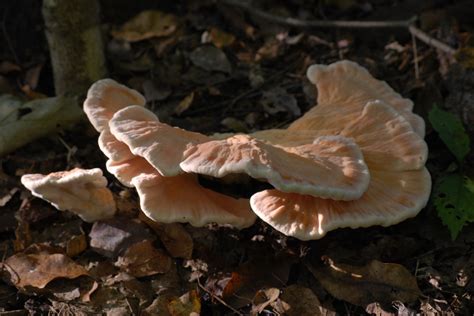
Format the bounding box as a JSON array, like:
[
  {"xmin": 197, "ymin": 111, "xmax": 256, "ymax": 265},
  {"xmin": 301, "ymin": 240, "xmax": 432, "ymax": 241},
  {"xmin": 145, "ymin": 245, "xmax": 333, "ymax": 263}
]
[
  {"xmin": 83, "ymin": 60, "xmax": 430, "ymax": 240},
  {"xmin": 21, "ymin": 60, "xmax": 431, "ymax": 241}
]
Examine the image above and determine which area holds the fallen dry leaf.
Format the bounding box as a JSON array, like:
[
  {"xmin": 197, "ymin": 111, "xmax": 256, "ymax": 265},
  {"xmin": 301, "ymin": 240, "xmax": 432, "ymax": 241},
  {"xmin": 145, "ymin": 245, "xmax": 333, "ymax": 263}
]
[
  {"xmin": 2, "ymin": 244, "xmax": 87, "ymax": 289},
  {"xmin": 307, "ymin": 258, "xmax": 421, "ymax": 307},
  {"xmin": 115, "ymin": 240, "xmax": 172, "ymax": 277},
  {"xmin": 280, "ymin": 285, "xmax": 324, "ymax": 316},
  {"xmin": 140, "ymin": 214, "xmax": 193, "ymax": 259},
  {"xmin": 112, "ymin": 10, "xmax": 179, "ymax": 42},
  {"xmin": 209, "ymin": 28, "xmax": 235, "ymax": 48},
  {"xmin": 32, "ymin": 220, "xmax": 87, "ymax": 257},
  {"xmin": 168, "ymin": 290, "xmax": 201, "ymax": 316},
  {"xmin": 251, "ymin": 287, "xmax": 281, "ymax": 315},
  {"xmin": 204, "ymin": 253, "xmax": 294, "ymax": 309},
  {"xmin": 220, "ymin": 117, "xmax": 248, "ymax": 132},
  {"xmin": 189, "ymin": 45, "xmax": 232, "ymax": 73},
  {"xmin": 261, "ymin": 87, "xmax": 301, "ymax": 117},
  {"xmin": 175, "ymin": 91, "xmax": 195, "ymax": 116}
]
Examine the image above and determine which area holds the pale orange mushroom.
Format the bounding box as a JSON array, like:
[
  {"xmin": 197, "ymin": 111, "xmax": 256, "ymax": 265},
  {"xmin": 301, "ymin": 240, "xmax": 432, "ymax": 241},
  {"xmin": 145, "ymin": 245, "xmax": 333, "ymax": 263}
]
[
  {"xmin": 81, "ymin": 60, "xmax": 431, "ymax": 240},
  {"xmin": 21, "ymin": 168, "xmax": 116, "ymax": 222},
  {"xmin": 109, "ymin": 106, "xmax": 371, "ymax": 201},
  {"xmin": 181, "ymin": 134, "xmax": 369, "ymax": 200},
  {"xmin": 84, "ymin": 81, "xmax": 256, "ymax": 229},
  {"xmin": 248, "ymin": 61, "xmax": 431, "ymax": 240}
]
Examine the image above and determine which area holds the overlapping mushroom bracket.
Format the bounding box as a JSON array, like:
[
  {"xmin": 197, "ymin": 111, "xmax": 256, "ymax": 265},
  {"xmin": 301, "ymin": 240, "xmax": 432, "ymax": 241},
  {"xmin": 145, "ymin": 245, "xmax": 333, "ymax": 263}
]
[{"xmin": 84, "ymin": 60, "xmax": 431, "ymax": 241}]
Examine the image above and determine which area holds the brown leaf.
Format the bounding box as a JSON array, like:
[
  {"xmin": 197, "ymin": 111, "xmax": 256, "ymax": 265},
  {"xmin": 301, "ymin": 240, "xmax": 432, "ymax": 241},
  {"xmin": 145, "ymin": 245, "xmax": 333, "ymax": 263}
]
[
  {"xmin": 115, "ymin": 240, "xmax": 171, "ymax": 277},
  {"xmin": 220, "ymin": 117, "xmax": 248, "ymax": 133},
  {"xmin": 251, "ymin": 288, "xmax": 280, "ymax": 315},
  {"xmin": 175, "ymin": 92, "xmax": 195, "ymax": 116},
  {"xmin": 189, "ymin": 46, "xmax": 232, "ymax": 73},
  {"xmin": 280, "ymin": 285, "xmax": 324, "ymax": 316},
  {"xmin": 112, "ymin": 10, "xmax": 179, "ymax": 42},
  {"xmin": 2, "ymin": 244, "xmax": 87, "ymax": 289},
  {"xmin": 32, "ymin": 220, "xmax": 87, "ymax": 257},
  {"xmin": 307, "ymin": 258, "xmax": 421, "ymax": 307},
  {"xmin": 140, "ymin": 214, "xmax": 193, "ymax": 259},
  {"xmin": 167, "ymin": 290, "xmax": 201, "ymax": 316},
  {"xmin": 209, "ymin": 28, "xmax": 235, "ymax": 48},
  {"xmin": 204, "ymin": 253, "xmax": 294, "ymax": 309}
]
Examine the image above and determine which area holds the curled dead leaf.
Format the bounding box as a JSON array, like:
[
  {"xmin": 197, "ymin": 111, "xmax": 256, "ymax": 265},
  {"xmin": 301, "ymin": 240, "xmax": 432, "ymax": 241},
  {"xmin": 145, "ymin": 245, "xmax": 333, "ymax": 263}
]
[
  {"xmin": 168, "ymin": 290, "xmax": 201, "ymax": 316},
  {"xmin": 2, "ymin": 244, "xmax": 88, "ymax": 289},
  {"xmin": 140, "ymin": 213, "xmax": 193, "ymax": 259},
  {"xmin": 112, "ymin": 10, "xmax": 179, "ymax": 42},
  {"xmin": 251, "ymin": 288, "xmax": 281, "ymax": 315},
  {"xmin": 306, "ymin": 258, "xmax": 421, "ymax": 307},
  {"xmin": 189, "ymin": 46, "xmax": 232, "ymax": 73},
  {"xmin": 115, "ymin": 240, "xmax": 172, "ymax": 277},
  {"xmin": 280, "ymin": 285, "xmax": 325, "ymax": 316},
  {"xmin": 208, "ymin": 28, "xmax": 236, "ymax": 48},
  {"xmin": 175, "ymin": 92, "xmax": 195, "ymax": 116}
]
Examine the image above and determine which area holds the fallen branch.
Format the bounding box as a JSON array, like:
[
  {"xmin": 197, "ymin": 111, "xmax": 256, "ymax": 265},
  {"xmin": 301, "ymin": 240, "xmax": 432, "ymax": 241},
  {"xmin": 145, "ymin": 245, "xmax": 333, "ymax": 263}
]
[{"xmin": 220, "ymin": 0, "xmax": 457, "ymax": 55}]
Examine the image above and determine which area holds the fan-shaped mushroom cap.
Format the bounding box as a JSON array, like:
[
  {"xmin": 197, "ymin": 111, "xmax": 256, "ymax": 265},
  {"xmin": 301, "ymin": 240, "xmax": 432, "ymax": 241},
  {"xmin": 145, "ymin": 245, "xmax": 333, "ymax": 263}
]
[
  {"xmin": 251, "ymin": 168, "xmax": 431, "ymax": 240},
  {"xmin": 110, "ymin": 106, "xmax": 371, "ymax": 200},
  {"xmin": 293, "ymin": 60, "xmax": 425, "ymax": 137},
  {"xmin": 109, "ymin": 105, "xmax": 209, "ymax": 177},
  {"xmin": 132, "ymin": 173, "xmax": 255, "ymax": 228},
  {"xmin": 181, "ymin": 134, "xmax": 369, "ymax": 200},
  {"xmin": 98, "ymin": 115, "xmax": 256, "ymax": 228},
  {"xmin": 83, "ymin": 81, "xmax": 255, "ymax": 229},
  {"xmin": 248, "ymin": 66, "xmax": 431, "ymax": 240},
  {"xmin": 84, "ymin": 79, "xmax": 146, "ymax": 132},
  {"xmin": 253, "ymin": 100, "xmax": 428, "ymax": 172},
  {"xmin": 21, "ymin": 168, "xmax": 116, "ymax": 222}
]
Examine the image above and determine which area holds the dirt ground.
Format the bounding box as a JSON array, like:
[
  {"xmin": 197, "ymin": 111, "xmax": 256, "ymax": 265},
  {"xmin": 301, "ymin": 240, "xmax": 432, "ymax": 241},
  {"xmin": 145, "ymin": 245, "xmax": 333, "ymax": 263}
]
[{"xmin": 0, "ymin": 0, "xmax": 473, "ymax": 315}]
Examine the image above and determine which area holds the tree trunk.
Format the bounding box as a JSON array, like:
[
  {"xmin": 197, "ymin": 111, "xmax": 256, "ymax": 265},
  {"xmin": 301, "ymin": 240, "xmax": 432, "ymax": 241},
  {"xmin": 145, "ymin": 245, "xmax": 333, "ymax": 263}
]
[{"xmin": 42, "ymin": 0, "xmax": 107, "ymax": 96}]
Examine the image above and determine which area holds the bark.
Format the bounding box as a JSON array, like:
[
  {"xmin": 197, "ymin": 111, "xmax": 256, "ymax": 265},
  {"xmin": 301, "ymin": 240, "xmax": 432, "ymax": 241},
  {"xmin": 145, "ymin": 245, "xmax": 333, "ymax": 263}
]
[{"xmin": 42, "ymin": 0, "xmax": 107, "ymax": 96}]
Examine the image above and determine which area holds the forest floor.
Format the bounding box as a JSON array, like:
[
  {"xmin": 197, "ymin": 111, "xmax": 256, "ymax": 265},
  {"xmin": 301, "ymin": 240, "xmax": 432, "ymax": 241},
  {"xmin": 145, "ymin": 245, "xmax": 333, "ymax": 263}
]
[{"xmin": 0, "ymin": 0, "xmax": 474, "ymax": 315}]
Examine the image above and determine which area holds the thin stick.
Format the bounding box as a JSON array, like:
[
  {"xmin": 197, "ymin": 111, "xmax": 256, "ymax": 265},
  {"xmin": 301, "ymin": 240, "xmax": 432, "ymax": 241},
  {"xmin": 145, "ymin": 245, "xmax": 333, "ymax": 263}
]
[
  {"xmin": 408, "ymin": 25, "xmax": 456, "ymax": 55},
  {"xmin": 220, "ymin": 0, "xmax": 416, "ymax": 28},
  {"xmin": 411, "ymin": 33, "xmax": 420, "ymax": 80},
  {"xmin": 220, "ymin": 0, "xmax": 457, "ymax": 55}
]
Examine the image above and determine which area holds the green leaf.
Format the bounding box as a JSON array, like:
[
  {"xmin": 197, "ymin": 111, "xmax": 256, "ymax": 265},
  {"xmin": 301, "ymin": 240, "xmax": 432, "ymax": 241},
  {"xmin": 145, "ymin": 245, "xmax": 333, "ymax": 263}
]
[
  {"xmin": 434, "ymin": 173, "xmax": 474, "ymax": 239},
  {"xmin": 428, "ymin": 105, "xmax": 470, "ymax": 163}
]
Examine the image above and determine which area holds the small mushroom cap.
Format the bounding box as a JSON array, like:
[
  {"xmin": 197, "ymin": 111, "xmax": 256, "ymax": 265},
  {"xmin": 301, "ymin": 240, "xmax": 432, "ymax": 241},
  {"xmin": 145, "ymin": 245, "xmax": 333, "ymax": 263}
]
[
  {"xmin": 84, "ymin": 79, "xmax": 146, "ymax": 132},
  {"xmin": 109, "ymin": 105, "xmax": 209, "ymax": 176},
  {"xmin": 181, "ymin": 134, "xmax": 370, "ymax": 200},
  {"xmin": 250, "ymin": 167, "xmax": 431, "ymax": 240},
  {"xmin": 21, "ymin": 168, "xmax": 116, "ymax": 222},
  {"xmin": 301, "ymin": 60, "xmax": 425, "ymax": 137},
  {"xmin": 132, "ymin": 173, "xmax": 256, "ymax": 229}
]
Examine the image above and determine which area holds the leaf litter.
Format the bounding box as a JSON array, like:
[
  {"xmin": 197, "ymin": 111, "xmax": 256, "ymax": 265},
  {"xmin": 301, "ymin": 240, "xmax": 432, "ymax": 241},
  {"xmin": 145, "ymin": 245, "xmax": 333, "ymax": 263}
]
[{"xmin": 1, "ymin": 0, "xmax": 474, "ymax": 314}]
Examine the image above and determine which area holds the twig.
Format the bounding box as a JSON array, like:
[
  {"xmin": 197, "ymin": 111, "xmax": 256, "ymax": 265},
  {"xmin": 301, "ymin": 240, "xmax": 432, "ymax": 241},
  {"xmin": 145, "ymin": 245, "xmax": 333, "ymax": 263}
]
[
  {"xmin": 411, "ymin": 32, "xmax": 420, "ymax": 80},
  {"xmin": 220, "ymin": 0, "xmax": 457, "ymax": 55},
  {"xmin": 408, "ymin": 25, "xmax": 457, "ymax": 55},
  {"xmin": 219, "ymin": 0, "xmax": 416, "ymax": 28}
]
